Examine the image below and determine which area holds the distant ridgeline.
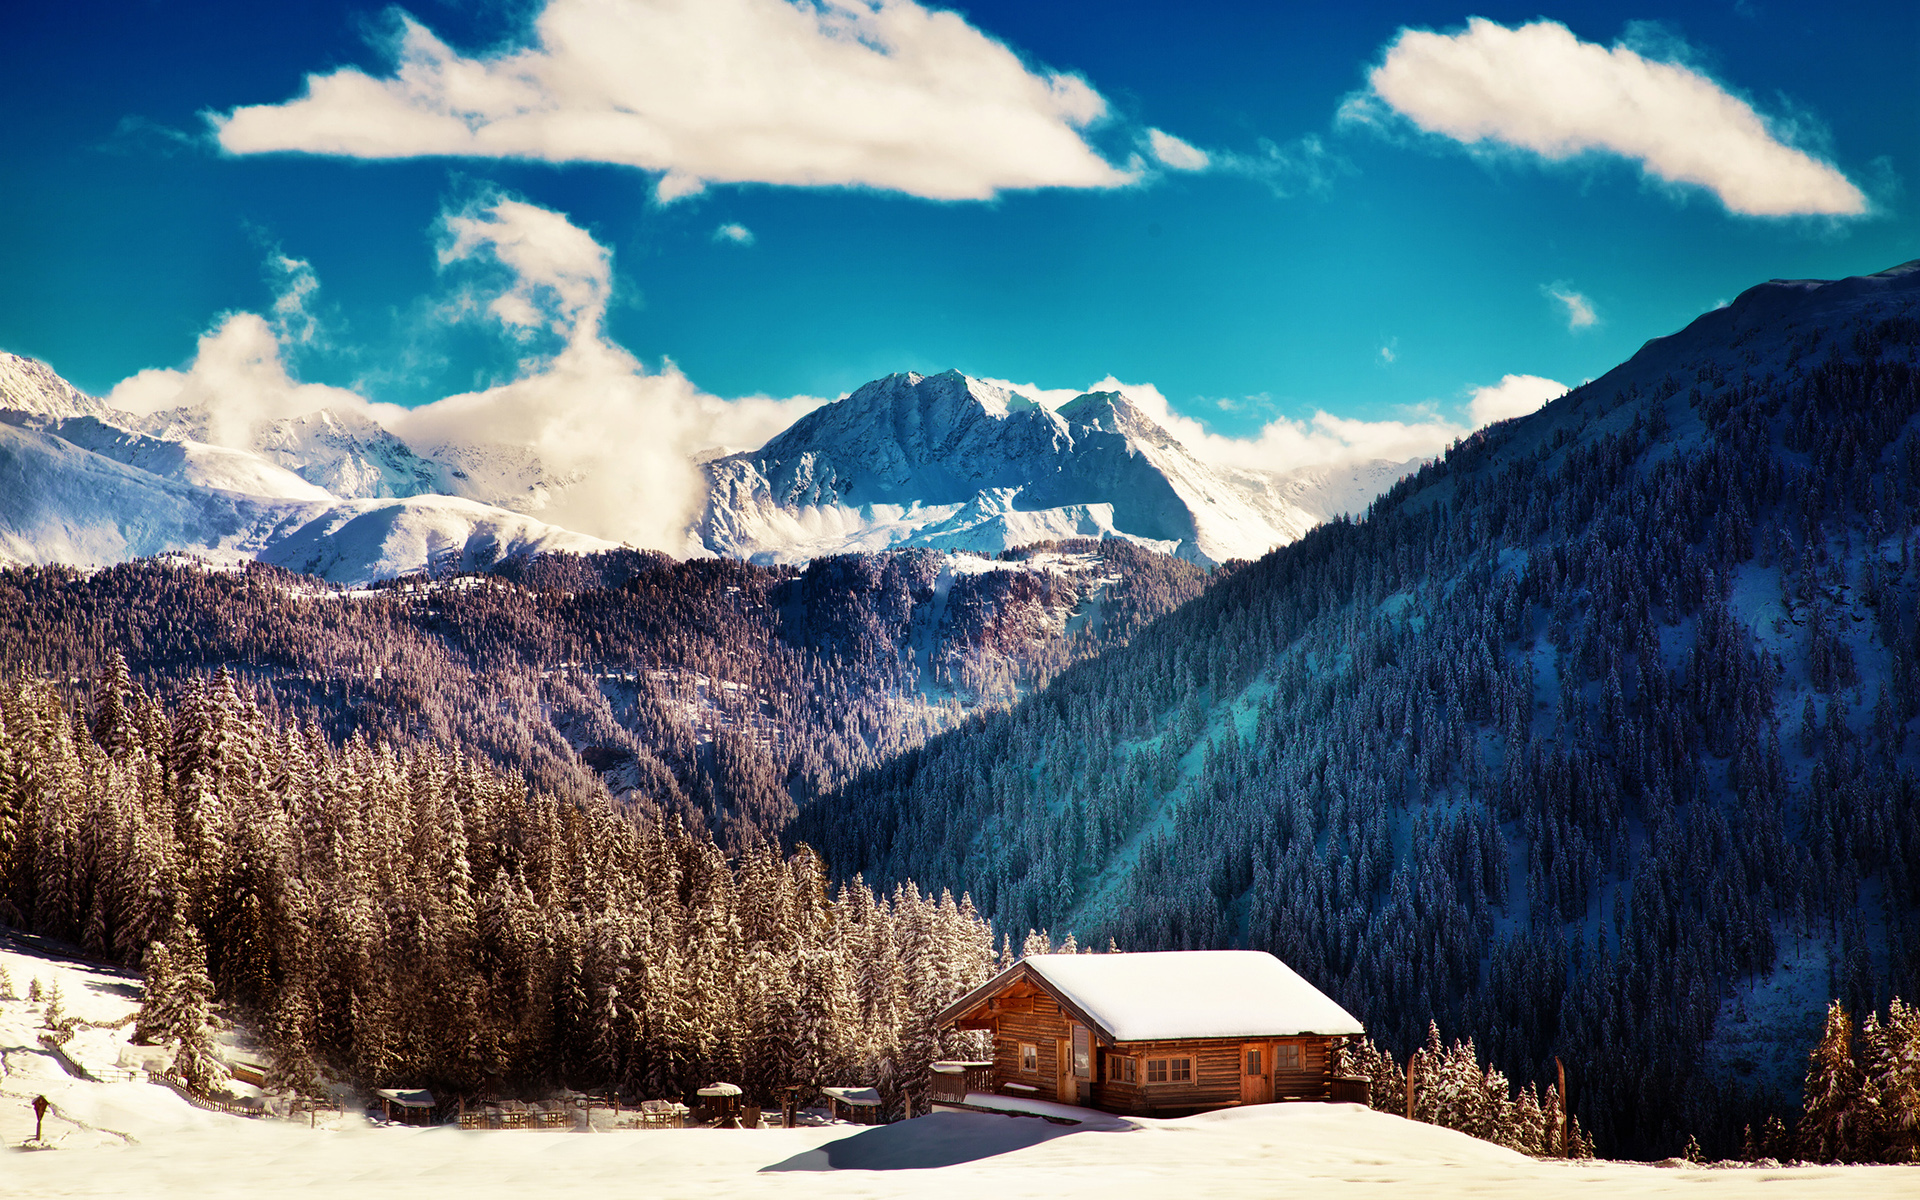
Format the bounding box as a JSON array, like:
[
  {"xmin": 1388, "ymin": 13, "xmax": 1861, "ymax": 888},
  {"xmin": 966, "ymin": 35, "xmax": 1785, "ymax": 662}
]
[
  {"xmin": 0, "ymin": 538, "xmax": 1206, "ymax": 851},
  {"xmin": 0, "ymin": 666, "xmax": 997, "ymax": 1108},
  {"xmin": 797, "ymin": 264, "xmax": 1920, "ymax": 1157}
]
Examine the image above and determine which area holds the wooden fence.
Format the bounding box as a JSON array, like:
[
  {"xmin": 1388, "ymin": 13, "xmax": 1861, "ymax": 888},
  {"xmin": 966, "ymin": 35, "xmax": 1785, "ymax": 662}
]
[
  {"xmin": 929, "ymin": 1062, "xmax": 994, "ymax": 1105},
  {"xmin": 147, "ymin": 1070, "xmax": 266, "ymax": 1119}
]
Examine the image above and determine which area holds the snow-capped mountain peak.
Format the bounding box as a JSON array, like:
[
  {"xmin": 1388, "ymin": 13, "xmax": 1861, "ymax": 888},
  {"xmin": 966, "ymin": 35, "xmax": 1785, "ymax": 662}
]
[
  {"xmin": 699, "ymin": 369, "xmax": 1410, "ymax": 565},
  {"xmin": 0, "ymin": 351, "xmax": 107, "ymax": 420}
]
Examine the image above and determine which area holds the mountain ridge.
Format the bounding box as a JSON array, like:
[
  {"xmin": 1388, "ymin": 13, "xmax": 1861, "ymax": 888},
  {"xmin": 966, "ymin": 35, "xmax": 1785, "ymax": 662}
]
[
  {"xmin": 0, "ymin": 353, "xmax": 1413, "ymax": 580},
  {"xmin": 699, "ymin": 368, "xmax": 1406, "ymax": 566}
]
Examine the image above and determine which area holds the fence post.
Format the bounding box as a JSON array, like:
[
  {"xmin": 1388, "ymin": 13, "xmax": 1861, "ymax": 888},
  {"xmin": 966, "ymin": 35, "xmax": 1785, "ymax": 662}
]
[{"xmin": 1405, "ymin": 1059, "xmax": 1415, "ymax": 1121}]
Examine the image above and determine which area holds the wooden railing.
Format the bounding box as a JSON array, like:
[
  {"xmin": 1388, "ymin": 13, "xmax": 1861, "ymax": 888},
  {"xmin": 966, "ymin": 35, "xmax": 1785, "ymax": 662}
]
[
  {"xmin": 147, "ymin": 1070, "xmax": 266, "ymax": 1119},
  {"xmin": 929, "ymin": 1061, "xmax": 994, "ymax": 1105}
]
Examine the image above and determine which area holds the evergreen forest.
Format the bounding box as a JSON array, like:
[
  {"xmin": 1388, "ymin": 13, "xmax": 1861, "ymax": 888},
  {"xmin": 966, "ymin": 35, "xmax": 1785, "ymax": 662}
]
[{"xmin": 0, "ymin": 665, "xmax": 996, "ymax": 1114}]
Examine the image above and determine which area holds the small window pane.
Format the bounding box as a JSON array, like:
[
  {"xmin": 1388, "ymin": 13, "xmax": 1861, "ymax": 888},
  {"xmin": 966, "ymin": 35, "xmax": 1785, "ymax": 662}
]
[
  {"xmin": 1147, "ymin": 1058, "xmax": 1168, "ymax": 1084},
  {"xmin": 1276, "ymin": 1043, "xmax": 1301, "ymax": 1071},
  {"xmin": 1246, "ymin": 1049, "xmax": 1262, "ymax": 1076},
  {"xmin": 1171, "ymin": 1058, "xmax": 1192, "ymax": 1083},
  {"xmin": 1073, "ymin": 1025, "xmax": 1091, "ymax": 1079},
  {"xmin": 1020, "ymin": 1043, "xmax": 1038, "ymax": 1073}
]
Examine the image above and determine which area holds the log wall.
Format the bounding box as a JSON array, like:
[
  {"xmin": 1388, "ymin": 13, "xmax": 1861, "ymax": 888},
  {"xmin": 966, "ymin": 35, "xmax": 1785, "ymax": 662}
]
[
  {"xmin": 1094, "ymin": 1035, "xmax": 1338, "ymax": 1116},
  {"xmin": 989, "ymin": 993, "xmax": 1075, "ymax": 1100}
]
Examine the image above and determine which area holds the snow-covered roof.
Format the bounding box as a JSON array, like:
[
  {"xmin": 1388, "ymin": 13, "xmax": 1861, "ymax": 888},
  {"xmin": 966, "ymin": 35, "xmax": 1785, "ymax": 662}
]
[
  {"xmin": 967, "ymin": 951, "xmax": 1363, "ymax": 1042},
  {"xmin": 820, "ymin": 1086, "xmax": 881, "ymax": 1106},
  {"xmin": 374, "ymin": 1088, "xmax": 436, "ymax": 1108}
]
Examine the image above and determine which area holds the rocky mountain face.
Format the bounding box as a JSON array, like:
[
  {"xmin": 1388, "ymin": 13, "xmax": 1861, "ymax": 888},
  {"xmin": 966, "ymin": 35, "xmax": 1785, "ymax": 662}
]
[
  {"xmin": 0, "ymin": 351, "xmax": 106, "ymax": 419},
  {"xmin": 0, "ymin": 356, "xmax": 608, "ymax": 584},
  {"xmin": 700, "ymin": 370, "xmax": 1409, "ymax": 566},
  {"xmin": 798, "ymin": 261, "xmax": 1920, "ymax": 1156}
]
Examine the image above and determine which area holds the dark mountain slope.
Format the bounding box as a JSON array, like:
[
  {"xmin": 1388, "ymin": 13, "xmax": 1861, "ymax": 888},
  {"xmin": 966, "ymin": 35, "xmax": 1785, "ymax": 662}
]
[
  {"xmin": 797, "ymin": 262, "xmax": 1920, "ymax": 1156},
  {"xmin": 0, "ymin": 540, "xmax": 1206, "ymax": 849}
]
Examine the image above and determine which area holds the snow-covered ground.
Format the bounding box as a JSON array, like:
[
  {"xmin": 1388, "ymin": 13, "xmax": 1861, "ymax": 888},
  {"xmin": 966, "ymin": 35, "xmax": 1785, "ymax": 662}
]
[
  {"xmin": 7, "ymin": 1091, "xmax": 1917, "ymax": 1199},
  {"xmin": 5, "ymin": 932, "xmax": 1914, "ymax": 1198}
]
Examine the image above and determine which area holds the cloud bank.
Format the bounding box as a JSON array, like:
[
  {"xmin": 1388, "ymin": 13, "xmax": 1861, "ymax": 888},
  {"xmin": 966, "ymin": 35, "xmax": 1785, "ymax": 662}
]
[
  {"xmin": 1467, "ymin": 374, "xmax": 1566, "ymax": 426},
  {"xmin": 210, "ymin": 0, "xmax": 1131, "ymax": 201},
  {"xmin": 1346, "ymin": 18, "xmax": 1865, "ymax": 218},
  {"xmin": 984, "ymin": 368, "xmax": 1567, "ymax": 476},
  {"xmin": 106, "ymin": 198, "xmax": 825, "ymax": 552}
]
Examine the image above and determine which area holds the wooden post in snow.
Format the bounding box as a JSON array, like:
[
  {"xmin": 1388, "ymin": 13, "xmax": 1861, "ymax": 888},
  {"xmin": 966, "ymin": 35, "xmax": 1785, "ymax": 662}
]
[{"xmin": 1405, "ymin": 1058, "xmax": 1416, "ymax": 1121}]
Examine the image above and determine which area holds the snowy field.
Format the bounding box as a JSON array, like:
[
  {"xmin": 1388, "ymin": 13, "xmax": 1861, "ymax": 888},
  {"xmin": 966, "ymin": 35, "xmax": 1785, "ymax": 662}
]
[{"xmin": 6, "ymin": 934, "xmax": 1916, "ymax": 1199}]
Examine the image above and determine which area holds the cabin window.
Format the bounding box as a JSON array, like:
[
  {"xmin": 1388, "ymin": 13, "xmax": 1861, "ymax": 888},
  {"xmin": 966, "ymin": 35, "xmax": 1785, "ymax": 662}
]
[
  {"xmin": 1146, "ymin": 1058, "xmax": 1167, "ymax": 1084},
  {"xmin": 1072, "ymin": 1025, "xmax": 1091, "ymax": 1079},
  {"xmin": 1146, "ymin": 1057, "xmax": 1191, "ymax": 1085},
  {"xmin": 1275, "ymin": 1043, "xmax": 1301, "ymax": 1071},
  {"xmin": 1108, "ymin": 1056, "xmax": 1137, "ymax": 1084},
  {"xmin": 1246, "ymin": 1048, "xmax": 1263, "ymax": 1076},
  {"xmin": 1020, "ymin": 1043, "xmax": 1038, "ymax": 1073}
]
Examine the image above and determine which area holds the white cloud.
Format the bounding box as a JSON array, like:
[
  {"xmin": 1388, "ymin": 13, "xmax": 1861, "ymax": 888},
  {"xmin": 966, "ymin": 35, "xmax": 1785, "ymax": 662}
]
[
  {"xmin": 1216, "ymin": 134, "xmax": 1351, "ymax": 198},
  {"xmin": 986, "ymin": 375, "xmax": 1465, "ymax": 472},
  {"xmin": 1135, "ymin": 128, "xmax": 1352, "ymax": 198},
  {"xmin": 1346, "ymin": 18, "xmax": 1865, "ymax": 217},
  {"xmin": 107, "ymin": 200, "xmax": 826, "ymax": 552},
  {"xmin": 1546, "ymin": 285, "xmax": 1599, "ymax": 330},
  {"xmin": 106, "ymin": 314, "xmax": 393, "ymax": 449},
  {"xmin": 713, "ymin": 222, "xmax": 755, "ymax": 246},
  {"xmin": 1468, "ymin": 374, "xmax": 1566, "ymax": 425},
  {"xmin": 266, "ymin": 253, "xmax": 322, "ymax": 347},
  {"xmin": 1378, "ymin": 340, "xmax": 1397, "ymax": 364},
  {"xmin": 440, "ymin": 198, "xmax": 613, "ymax": 340},
  {"xmin": 209, "ymin": 0, "xmax": 1133, "ymax": 202},
  {"xmin": 987, "ymin": 368, "xmax": 1570, "ymax": 476},
  {"xmin": 1147, "ymin": 128, "xmax": 1210, "ymax": 172}
]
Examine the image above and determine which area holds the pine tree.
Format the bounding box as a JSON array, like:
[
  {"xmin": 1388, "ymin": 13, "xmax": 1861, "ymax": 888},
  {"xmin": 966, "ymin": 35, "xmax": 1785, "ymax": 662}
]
[
  {"xmin": 134, "ymin": 940, "xmax": 175, "ymax": 1046},
  {"xmin": 1861, "ymin": 996, "xmax": 1920, "ymax": 1162},
  {"xmin": 1802, "ymin": 1000, "xmax": 1864, "ymax": 1162},
  {"xmin": 264, "ymin": 986, "xmax": 323, "ymax": 1098}
]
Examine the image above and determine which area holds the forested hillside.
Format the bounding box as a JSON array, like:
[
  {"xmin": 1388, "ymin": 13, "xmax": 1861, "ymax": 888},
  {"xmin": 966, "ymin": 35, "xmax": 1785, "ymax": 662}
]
[
  {"xmin": 0, "ymin": 668, "xmax": 996, "ymax": 1111},
  {"xmin": 0, "ymin": 539, "xmax": 1206, "ymax": 849},
  {"xmin": 798, "ymin": 263, "xmax": 1920, "ymax": 1156}
]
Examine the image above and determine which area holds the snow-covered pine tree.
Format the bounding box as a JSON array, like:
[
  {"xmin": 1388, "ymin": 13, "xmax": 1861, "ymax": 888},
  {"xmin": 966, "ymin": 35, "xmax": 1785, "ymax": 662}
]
[
  {"xmin": 41, "ymin": 978, "xmax": 65, "ymax": 1032},
  {"xmin": 264, "ymin": 986, "xmax": 323, "ymax": 1098},
  {"xmin": 134, "ymin": 939, "xmax": 175, "ymax": 1046},
  {"xmin": 1802, "ymin": 999, "xmax": 1864, "ymax": 1162},
  {"xmin": 1861, "ymin": 996, "xmax": 1920, "ymax": 1162},
  {"xmin": 138, "ymin": 918, "xmax": 223, "ymax": 1091}
]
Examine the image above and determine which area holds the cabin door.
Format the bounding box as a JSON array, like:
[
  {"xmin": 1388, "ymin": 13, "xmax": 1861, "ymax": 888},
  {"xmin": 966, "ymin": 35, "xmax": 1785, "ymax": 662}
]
[
  {"xmin": 1057, "ymin": 1038, "xmax": 1075, "ymax": 1103},
  {"xmin": 1241, "ymin": 1042, "xmax": 1274, "ymax": 1105}
]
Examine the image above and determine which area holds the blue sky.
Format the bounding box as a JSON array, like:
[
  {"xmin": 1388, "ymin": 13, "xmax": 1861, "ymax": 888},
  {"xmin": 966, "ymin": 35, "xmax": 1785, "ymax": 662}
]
[{"xmin": 4, "ymin": 0, "xmax": 1916, "ymax": 467}]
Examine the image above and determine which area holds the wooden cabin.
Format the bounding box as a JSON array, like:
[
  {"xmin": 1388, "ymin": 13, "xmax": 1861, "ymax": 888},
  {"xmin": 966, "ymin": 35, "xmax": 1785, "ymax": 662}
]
[{"xmin": 933, "ymin": 950, "xmax": 1365, "ymax": 1118}]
